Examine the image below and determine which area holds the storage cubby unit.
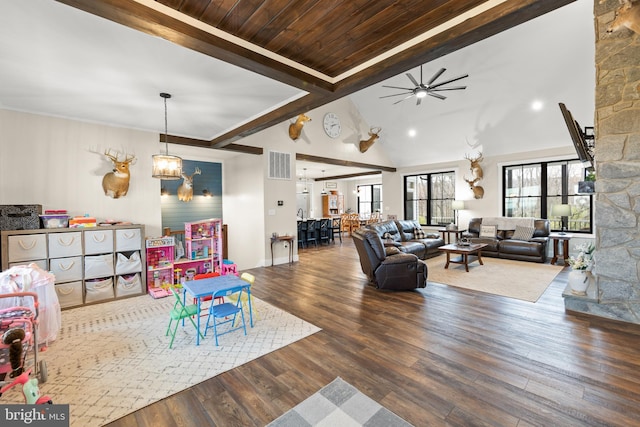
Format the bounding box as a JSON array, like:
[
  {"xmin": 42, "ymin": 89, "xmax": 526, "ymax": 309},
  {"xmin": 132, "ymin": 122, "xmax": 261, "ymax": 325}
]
[
  {"xmin": 0, "ymin": 224, "xmax": 146, "ymax": 309},
  {"xmin": 178, "ymin": 218, "xmax": 222, "ymax": 277}
]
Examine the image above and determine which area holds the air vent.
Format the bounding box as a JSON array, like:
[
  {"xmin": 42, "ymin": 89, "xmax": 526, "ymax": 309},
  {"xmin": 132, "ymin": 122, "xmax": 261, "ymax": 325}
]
[{"xmin": 268, "ymin": 151, "xmax": 291, "ymax": 180}]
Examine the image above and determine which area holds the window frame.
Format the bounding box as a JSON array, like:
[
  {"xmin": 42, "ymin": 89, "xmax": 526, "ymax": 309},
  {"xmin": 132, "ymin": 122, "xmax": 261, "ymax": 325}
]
[
  {"xmin": 502, "ymin": 159, "xmax": 593, "ymax": 234},
  {"xmin": 403, "ymin": 171, "xmax": 456, "ymax": 226},
  {"xmin": 357, "ymin": 184, "xmax": 382, "ymax": 216}
]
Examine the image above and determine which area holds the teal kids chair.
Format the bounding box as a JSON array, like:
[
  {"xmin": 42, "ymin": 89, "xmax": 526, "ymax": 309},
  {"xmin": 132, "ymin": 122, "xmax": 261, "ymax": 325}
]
[{"xmin": 166, "ymin": 286, "xmax": 204, "ymax": 348}]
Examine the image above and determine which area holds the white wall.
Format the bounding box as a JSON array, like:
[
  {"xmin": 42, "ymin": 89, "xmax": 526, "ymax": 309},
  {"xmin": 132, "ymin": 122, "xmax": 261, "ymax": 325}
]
[
  {"xmin": 0, "ymin": 109, "xmax": 233, "ymax": 239},
  {"xmin": 223, "ymin": 154, "xmax": 265, "ymax": 269}
]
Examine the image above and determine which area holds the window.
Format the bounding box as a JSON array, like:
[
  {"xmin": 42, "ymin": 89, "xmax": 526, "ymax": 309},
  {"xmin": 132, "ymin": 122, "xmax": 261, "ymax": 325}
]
[
  {"xmin": 357, "ymin": 184, "xmax": 382, "ymax": 216},
  {"xmin": 404, "ymin": 171, "xmax": 456, "ymax": 226},
  {"xmin": 503, "ymin": 160, "xmax": 592, "ymax": 233}
]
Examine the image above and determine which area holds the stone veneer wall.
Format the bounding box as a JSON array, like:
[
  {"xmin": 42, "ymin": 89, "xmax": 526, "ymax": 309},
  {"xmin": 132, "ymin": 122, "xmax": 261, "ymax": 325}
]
[{"xmin": 565, "ymin": 0, "xmax": 640, "ymax": 323}]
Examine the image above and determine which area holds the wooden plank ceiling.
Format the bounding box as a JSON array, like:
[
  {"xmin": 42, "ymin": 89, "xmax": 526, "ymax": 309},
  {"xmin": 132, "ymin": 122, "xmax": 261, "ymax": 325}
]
[{"xmin": 57, "ymin": 0, "xmax": 575, "ymax": 150}]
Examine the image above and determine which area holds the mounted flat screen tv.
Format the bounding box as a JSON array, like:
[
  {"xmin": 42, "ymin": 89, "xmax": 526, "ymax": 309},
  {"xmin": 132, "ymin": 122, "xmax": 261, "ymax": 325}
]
[{"xmin": 558, "ymin": 102, "xmax": 594, "ymax": 168}]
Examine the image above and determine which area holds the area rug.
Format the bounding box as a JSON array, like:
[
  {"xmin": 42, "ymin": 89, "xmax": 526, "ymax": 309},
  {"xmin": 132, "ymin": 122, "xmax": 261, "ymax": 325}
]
[
  {"xmin": 2, "ymin": 294, "xmax": 320, "ymax": 427},
  {"xmin": 426, "ymin": 255, "xmax": 563, "ymax": 302},
  {"xmin": 267, "ymin": 377, "xmax": 413, "ymax": 427}
]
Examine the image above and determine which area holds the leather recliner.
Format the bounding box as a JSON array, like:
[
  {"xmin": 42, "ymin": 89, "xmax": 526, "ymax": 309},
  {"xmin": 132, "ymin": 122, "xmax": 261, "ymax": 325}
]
[{"xmin": 352, "ymin": 228, "xmax": 427, "ymax": 290}]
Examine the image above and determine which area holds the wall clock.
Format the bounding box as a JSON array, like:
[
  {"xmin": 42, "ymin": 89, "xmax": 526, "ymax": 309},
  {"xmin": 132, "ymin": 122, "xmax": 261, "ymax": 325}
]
[{"xmin": 323, "ymin": 112, "xmax": 341, "ymax": 138}]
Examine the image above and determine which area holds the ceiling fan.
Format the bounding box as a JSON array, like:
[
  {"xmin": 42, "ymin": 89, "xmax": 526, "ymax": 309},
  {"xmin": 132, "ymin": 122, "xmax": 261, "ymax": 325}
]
[{"xmin": 380, "ymin": 66, "xmax": 469, "ymax": 105}]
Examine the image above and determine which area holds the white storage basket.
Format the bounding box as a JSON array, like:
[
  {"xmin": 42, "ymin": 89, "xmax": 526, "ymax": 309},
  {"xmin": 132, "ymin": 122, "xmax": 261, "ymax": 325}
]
[
  {"xmin": 115, "ymin": 251, "xmax": 142, "ymax": 275},
  {"xmin": 48, "ymin": 232, "xmax": 82, "ymax": 258},
  {"xmin": 115, "ymin": 229, "xmax": 141, "ymax": 251},
  {"xmin": 85, "ymin": 277, "xmax": 114, "ymax": 303},
  {"xmin": 84, "ymin": 254, "xmax": 114, "ymax": 279},
  {"xmin": 115, "ymin": 273, "xmax": 143, "ymax": 297},
  {"xmin": 49, "ymin": 256, "xmax": 83, "ymax": 283},
  {"xmin": 55, "ymin": 281, "xmax": 83, "ymax": 308},
  {"xmin": 84, "ymin": 229, "xmax": 114, "ymax": 254}
]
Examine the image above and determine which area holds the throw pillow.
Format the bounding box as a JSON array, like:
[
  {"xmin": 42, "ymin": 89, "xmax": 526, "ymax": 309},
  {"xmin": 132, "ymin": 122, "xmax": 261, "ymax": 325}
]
[
  {"xmin": 414, "ymin": 227, "xmax": 426, "ymax": 239},
  {"xmin": 385, "ymin": 246, "xmax": 401, "ymax": 256},
  {"xmin": 479, "ymin": 225, "xmax": 497, "ymax": 238},
  {"xmin": 512, "ymin": 225, "xmax": 535, "ymax": 241}
]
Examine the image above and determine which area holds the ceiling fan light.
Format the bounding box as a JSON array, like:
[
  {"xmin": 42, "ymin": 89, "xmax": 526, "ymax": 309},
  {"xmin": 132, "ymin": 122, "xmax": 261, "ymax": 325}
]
[{"xmin": 416, "ymin": 89, "xmax": 427, "ymax": 98}]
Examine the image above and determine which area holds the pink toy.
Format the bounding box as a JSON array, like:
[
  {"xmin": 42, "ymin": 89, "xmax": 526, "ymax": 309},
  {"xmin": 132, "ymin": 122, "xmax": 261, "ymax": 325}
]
[{"xmin": 0, "ymin": 368, "xmax": 52, "ymax": 404}]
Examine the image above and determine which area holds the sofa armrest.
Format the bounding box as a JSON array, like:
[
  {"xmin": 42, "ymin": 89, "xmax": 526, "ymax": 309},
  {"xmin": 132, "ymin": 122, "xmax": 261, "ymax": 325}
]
[
  {"xmin": 530, "ymin": 237, "xmax": 548, "ymax": 244},
  {"xmin": 381, "ymin": 253, "xmax": 419, "ymax": 265}
]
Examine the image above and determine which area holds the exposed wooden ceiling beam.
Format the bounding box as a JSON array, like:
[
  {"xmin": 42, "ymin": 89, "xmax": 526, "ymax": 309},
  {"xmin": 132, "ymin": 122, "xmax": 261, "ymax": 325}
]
[
  {"xmin": 315, "ymin": 170, "xmax": 381, "ymax": 181},
  {"xmin": 296, "ymin": 153, "xmax": 396, "ymax": 173}
]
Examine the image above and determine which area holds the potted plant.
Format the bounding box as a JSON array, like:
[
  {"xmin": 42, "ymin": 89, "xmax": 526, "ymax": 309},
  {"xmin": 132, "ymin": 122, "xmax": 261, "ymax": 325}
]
[
  {"xmin": 578, "ymin": 171, "xmax": 596, "ymax": 194},
  {"xmin": 567, "ymin": 243, "xmax": 595, "ymax": 295}
]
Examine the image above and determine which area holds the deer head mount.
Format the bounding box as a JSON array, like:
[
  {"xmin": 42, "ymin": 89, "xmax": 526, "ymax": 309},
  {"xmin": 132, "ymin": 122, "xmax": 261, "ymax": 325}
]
[
  {"xmin": 359, "ymin": 127, "xmax": 382, "ymax": 153},
  {"xmin": 602, "ymin": 0, "xmax": 640, "ymax": 35},
  {"xmin": 464, "ymin": 152, "xmax": 484, "ymax": 199},
  {"xmin": 177, "ymin": 167, "xmax": 201, "ymax": 202},
  {"xmin": 101, "ymin": 149, "xmax": 136, "ymax": 199},
  {"xmin": 288, "ymin": 114, "xmax": 311, "ymax": 141},
  {"xmin": 464, "ymin": 177, "xmax": 485, "ymax": 199}
]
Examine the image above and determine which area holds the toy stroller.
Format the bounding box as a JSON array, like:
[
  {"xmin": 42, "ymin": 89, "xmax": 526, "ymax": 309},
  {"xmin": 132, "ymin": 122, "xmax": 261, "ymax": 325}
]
[{"xmin": 0, "ymin": 291, "xmax": 51, "ymax": 404}]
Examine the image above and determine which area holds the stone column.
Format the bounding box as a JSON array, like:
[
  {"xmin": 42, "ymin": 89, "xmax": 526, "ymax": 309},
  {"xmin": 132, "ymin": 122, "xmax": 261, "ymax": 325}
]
[{"xmin": 566, "ymin": 1, "xmax": 640, "ymax": 323}]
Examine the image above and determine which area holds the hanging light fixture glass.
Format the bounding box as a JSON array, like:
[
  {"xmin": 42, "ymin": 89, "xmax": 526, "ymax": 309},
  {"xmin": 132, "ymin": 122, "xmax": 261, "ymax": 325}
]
[
  {"xmin": 152, "ymin": 92, "xmax": 183, "ymax": 179},
  {"xmin": 321, "ymin": 170, "xmax": 327, "ymax": 194},
  {"xmin": 302, "ymin": 168, "xmax": 309, "ymax": 194}
]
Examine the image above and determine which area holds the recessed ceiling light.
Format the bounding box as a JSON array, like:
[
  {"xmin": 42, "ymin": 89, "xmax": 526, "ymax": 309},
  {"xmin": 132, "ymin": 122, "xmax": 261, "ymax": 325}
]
[
  {"xmin": 531, "ymin": 100, "xmax": 544, "ymax": 111},
  {"xmin": 408, "ymin": 129, "xmax": 417, "ymax": 137}
]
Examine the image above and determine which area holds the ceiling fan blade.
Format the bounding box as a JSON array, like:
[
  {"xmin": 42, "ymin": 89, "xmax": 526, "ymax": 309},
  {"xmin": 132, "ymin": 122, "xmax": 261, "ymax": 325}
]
[
  {"xmin": 393, "ymin": 94, "xmax": 415, "ymax": 104},
  {"xmin": 379, "ymin": 91, "xmax": 413, "ymax": 99},
  {"xmin": 426, "ymin": 68, "xmax": 446, "ymax": 85},
  {"xmin": 416, "ymin": 97, "xmax": 422, "ymax": 106},
  {"xmin": 406, "ymin": 72, "xmax": 419, "ymax": 87},
  {"xmin": 430, "ymin": 86, "xmax": 467, "ymax": 91},
  {"xmin": 428, "ymin": 92, "xmax": 447, "ymax": 100},
  {"xmin": 429, "ymin": 74, "xmax": 469, "ymax": 89},
  {"xmin": 382, "ymin": 85, "xmax": 414, "ymax": 91}
]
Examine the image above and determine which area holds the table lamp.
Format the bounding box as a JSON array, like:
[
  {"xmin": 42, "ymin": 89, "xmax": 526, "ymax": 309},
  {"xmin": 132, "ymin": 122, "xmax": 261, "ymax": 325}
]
[
  {"xmin": 451, "ymin": 200, "xmax": 465, "ymax": 227},
  {"xmin": 551, "ymin": 204, "xmax": 572, "ymax": 235}
]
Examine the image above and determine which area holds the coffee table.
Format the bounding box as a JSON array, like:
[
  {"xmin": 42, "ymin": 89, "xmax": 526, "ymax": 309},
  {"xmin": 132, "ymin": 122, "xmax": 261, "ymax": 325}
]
[{"xmin": 438, "ymin": 243, "xmax": 488, "ymax": 272}]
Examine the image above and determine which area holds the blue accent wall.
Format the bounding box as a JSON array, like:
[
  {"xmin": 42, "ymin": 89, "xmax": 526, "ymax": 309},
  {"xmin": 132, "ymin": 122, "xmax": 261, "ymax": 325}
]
[{"xmin": 160, "ymin": 160, "xmax": 222, "ymax": 234}]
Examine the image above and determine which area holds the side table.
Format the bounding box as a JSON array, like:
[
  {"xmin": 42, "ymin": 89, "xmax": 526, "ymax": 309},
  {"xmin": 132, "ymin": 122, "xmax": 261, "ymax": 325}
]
[
  {"xmin": 437, "ymin": 228, "xmax": 467, "ymax": 244},
  {"xmin": 270, "ymin": 235, "xmax": 294, "ymax": 266},
  {"xmin": 549, "ymin": 233, "xmax": 573, "ymax": 266}
]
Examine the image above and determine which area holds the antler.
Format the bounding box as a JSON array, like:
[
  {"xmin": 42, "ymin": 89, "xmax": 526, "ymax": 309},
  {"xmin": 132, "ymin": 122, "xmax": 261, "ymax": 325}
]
[
  {"xmin": 464, "ymin": 152, "xmax": 483, "ymax": 162},
  {"xmin": 369, "ymin": 126, "xmax": 382, "ymax": 135},
  {"xmin": 104, "ymin": 148, "xmax": 119, "ymax": 162},
  {"xmin": 104, "ymin": 149, "xmax": 136, "ymax": 164}
]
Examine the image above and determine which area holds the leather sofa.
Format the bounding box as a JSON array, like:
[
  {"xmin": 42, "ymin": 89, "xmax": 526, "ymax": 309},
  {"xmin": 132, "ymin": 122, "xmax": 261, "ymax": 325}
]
[
  {"xmin": 352, "ymin": 228, "xmax": 427, "ymax": 290},
  {"xmin": 462, "ymin": 217, "xmax": 550, "ymax": 263},
  {"xmin": 367, "ymin": 219, "xmax": 445, "ymax": 259}
]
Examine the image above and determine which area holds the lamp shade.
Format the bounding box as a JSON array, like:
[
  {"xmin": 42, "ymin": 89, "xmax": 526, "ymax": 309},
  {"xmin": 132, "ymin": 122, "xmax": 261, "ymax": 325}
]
[
  {"xmin": 451, "ymin": 200, "xmax": 465, "ymax": 210},
  {"xmin": 551, "ymin": 204, "xmax": 572, "ymax": 216},
  {"xmin": 152, "ymin": 154, "xmax": 182, "ymax": 180}
]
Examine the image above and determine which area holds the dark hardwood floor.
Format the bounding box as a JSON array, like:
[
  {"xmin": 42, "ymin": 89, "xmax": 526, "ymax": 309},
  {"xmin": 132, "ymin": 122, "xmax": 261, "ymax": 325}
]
[{"xmin": 107, "ymin": 236, "xmax": 640, "ymax": 427}]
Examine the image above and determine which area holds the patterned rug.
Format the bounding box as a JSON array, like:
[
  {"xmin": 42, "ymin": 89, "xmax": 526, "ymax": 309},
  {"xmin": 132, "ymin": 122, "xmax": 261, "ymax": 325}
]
[
  {"xmin": 267, "ymin": 377, "xmax": 414, "ymax": 426},
  {"xmin": 2, "ymin": 294, "xmax": 320, "ymax": 426}
]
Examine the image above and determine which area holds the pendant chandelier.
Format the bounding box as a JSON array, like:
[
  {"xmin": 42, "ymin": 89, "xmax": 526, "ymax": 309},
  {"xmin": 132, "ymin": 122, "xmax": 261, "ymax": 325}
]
[
  {"xmin": 152, "ymin": 92, "xmax": 182, "ymax": 180},
  {"xmin": 321, "ymin": 170, "xmax": 327, "ymax": 194},
  {"xmin": 302, "ymin": 168, "xmax": 309, "ymax": 194}
]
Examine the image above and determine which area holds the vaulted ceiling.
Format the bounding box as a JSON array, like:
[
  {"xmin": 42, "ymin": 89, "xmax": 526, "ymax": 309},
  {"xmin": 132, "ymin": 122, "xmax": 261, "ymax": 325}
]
[
  {"xmin": 54, "ymin": 0, "xmax": 575, "ymax": 147},
  {"xmin": 1, "ymin": 0, "xmax": 594, "ymax": 179}
]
